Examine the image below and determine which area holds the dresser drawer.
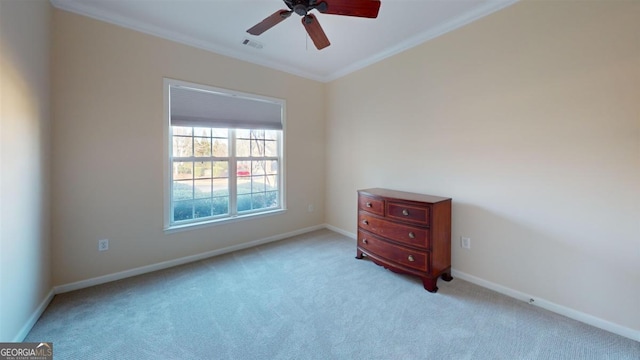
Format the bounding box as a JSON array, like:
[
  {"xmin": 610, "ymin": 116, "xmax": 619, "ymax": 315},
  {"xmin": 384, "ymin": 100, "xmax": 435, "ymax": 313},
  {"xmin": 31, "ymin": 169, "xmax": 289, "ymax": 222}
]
[
  {"xmin": 358, "ymin": 195, "xmax": 384, "ymax": 216},
  {"xmin": 387, "ymin": 201, "xmax": 430, "ymax": 225},
  {"xmin": 358, "ymin": 231, "xmax": 429, "ymax": 272},
  {"xmin": 358, "ymin": 211, "xmax": 429, "ymax": 249}
]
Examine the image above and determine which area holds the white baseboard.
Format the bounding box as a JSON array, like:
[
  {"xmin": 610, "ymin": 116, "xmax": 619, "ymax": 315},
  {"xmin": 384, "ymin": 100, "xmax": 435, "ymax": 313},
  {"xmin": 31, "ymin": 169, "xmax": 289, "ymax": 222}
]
[
  {"xmin": 19, "ymin": 225, "xmax": 638, "ymax": 344},
  {"xmin": 54, "ymin": 224, "xmax": 325, "ymax": 294},
  {"xmin": 12, "ymin": 288, "xmax": 54, "ymax": 342},
  {"xmin": 15, "ymin": 224, "xmax": 325, "ymax": 341},
  {"xmin": 451, "ymin": 269, "xmax": 640, "ymax": 342},
  {"xmin": 324, "ymin": 224, "xmax": 356, "ymax": 239},
  {"xmin": 323, "ymin": 225, "xmax": 639, "ymax": 341}
]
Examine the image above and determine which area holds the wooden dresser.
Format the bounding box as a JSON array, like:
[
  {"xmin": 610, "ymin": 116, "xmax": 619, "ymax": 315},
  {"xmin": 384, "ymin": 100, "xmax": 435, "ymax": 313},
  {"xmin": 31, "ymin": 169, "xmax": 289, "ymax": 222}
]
[{"xmin": 356, "ymin": 188, "xmax": 452, "ymax": 292}]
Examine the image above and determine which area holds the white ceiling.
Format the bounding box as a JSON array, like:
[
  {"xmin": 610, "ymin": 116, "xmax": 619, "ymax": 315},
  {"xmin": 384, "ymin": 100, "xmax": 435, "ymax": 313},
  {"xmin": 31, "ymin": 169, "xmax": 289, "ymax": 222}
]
[{"xmin": 51, "ymin": 0, "xmax": 518, "ymax": 82}]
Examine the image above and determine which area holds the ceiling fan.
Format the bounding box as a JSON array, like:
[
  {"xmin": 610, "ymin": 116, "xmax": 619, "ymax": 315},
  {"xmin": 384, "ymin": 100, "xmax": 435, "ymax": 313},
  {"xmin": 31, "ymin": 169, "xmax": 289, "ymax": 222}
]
[{"xmin": 247, "ymin": 0, "xmax": 381, "ymax": 50}]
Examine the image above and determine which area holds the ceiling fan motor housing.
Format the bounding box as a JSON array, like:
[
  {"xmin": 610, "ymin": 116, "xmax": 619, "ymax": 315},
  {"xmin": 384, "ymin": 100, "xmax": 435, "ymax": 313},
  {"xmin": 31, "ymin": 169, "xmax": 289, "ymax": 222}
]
[
  {"xmin": 293, "ymin": 4, "xmax": 307, "ymax": 16},
  {"xmin": 286, "ymin": 0, "xmax": 325, "ymax": 16}
]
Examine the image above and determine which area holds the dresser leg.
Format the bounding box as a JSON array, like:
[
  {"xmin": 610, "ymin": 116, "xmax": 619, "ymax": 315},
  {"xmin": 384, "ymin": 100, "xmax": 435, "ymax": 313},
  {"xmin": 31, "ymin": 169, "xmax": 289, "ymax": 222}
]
[
  {"xmin": 422, "ymin": 278, "xmax": 438, "ymax": 293},
  {"xmin": 355, "ymin": 249, "xmax": 364, "ymax": 259},
  {"xmin": 441, "ymin": 272, "xmax": 453, "ymax": 282}
]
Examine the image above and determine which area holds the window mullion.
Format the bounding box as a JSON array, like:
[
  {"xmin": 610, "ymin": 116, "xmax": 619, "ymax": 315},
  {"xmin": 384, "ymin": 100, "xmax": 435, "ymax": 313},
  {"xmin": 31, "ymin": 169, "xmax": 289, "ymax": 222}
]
[
  {"xmin": 169, "ymin": 126, "xmax": 175, "ymax": 223},
  {"xmin": 209, "ymin": 131, "xmax": 214, "ymax": 215},
  {"xmin": 229, "ymin": 129, "xmax": 237, "ymax": 216},
  {"xmin": 190, "ymin": 128, "xmax": 196, "ymax": 219}
]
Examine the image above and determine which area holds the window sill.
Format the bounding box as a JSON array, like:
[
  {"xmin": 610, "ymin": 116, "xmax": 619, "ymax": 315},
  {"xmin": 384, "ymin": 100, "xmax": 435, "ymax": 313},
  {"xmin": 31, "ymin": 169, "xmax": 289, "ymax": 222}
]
[{"xmin": 164, "ymin": 208, "xmax": 287, "ymax": 234}]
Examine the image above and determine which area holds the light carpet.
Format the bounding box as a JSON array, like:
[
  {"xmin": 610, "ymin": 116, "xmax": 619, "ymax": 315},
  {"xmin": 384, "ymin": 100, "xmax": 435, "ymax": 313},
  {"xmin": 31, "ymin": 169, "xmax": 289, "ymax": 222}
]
[{"xmin": 26, "ymin": 229, "xmax": 639, "ymax": 359}]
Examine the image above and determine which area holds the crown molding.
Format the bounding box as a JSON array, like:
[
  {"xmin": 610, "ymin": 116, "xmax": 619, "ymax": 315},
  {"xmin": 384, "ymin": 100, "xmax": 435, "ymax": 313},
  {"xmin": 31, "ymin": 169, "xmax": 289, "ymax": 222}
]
[
  {"xmin": 50, "ymin": 0, "xmax": 519, "ymax": 83},
  {"xmin": 324, "ymin": 0, "xmax": 520, "ymax": 82},
  {"xmin": 50, "ymin": 0, "xmax": 327, "ymax": 82}
]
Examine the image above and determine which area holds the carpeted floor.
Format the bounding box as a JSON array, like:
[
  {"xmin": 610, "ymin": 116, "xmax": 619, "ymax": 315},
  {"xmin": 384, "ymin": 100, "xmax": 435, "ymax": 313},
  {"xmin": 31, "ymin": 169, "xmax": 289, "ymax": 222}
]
[{"xmin": 26, "ymin": 229, "xmax": 639, "ymax": 359}]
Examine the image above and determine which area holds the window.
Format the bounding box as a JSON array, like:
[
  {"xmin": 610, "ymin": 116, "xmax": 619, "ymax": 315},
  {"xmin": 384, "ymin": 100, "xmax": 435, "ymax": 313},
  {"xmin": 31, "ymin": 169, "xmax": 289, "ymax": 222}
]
[{"xmin": 164, "ymin": 79, "xmax": 285, "ymax": 229}]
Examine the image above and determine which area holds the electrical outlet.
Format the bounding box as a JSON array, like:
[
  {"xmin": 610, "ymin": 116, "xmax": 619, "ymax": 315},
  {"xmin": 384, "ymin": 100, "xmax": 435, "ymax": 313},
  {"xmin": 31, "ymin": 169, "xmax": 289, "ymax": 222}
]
[
  {"xmin": 98, "ymin": 239, "xmax": 109, "ymax": 252},
  {"xmin": 307, "ymin": 204, "xmax": 314, "ymax": 213},
  {"xmin": 461, "ymin": 237, "xmax": 471, "ymax": 249}
]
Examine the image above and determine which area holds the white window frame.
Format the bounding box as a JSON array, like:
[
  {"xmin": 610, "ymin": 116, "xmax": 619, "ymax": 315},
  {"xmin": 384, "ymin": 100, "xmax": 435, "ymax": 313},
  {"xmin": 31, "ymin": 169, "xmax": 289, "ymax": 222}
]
[{"xmin": 163, "ymin": 78, "xmax": 286, "ymax": 231}]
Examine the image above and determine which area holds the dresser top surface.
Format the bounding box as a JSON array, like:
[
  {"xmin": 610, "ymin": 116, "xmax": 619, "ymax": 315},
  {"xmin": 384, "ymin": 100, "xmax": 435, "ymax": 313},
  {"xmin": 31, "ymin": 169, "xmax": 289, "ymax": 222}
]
[{"xmin": 358, "ymin": 188, "xmax": 451, "ymax": 204}]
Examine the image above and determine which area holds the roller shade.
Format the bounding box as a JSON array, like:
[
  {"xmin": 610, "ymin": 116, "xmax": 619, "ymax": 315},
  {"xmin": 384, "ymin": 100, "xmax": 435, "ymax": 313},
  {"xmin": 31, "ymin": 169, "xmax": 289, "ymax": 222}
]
[{"xmin": 170, "ymin": 85, "xmax": 283, "ymax": 130}]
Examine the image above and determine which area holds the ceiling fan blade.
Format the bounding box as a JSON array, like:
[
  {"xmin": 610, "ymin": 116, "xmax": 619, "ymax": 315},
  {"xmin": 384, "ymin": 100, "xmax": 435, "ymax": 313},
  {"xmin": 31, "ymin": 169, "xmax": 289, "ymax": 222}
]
[
  {"xmin": 247, "ymin": 9, "xmax": 292, "ymax": 35},
  {"xmin": 316, "ymin": 0, "xmax": 381, "ymax": 18},
  {"xmin": 302, "ymin": 14, "xmax": 330, "ymax": 50}
]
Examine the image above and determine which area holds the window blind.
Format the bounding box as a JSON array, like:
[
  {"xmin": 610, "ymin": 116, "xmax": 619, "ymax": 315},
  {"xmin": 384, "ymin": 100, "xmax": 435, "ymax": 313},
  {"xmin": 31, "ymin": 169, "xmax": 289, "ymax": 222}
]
[{"xmin": 170, "ymin": 85, "xmax": 283, "ymax": 130}]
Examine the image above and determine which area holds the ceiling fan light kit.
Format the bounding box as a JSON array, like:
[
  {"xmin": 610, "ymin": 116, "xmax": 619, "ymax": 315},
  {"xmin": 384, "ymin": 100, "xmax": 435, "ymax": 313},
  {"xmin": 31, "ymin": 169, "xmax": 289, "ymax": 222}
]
[{"xmin": 247, "ymin": 0, "xmax": 381, "ymax": 50}]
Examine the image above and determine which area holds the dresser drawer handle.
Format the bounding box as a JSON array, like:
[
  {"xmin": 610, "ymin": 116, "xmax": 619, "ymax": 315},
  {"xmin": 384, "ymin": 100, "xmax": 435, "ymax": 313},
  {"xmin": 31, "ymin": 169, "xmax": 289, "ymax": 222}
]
[
  {"xmin": 402, "ymin": 209, "xmax": 409, "ymax": 216},
  {"xmin": 362, "ymin": 220, "xmax": 369, "ymax": 225},
  {"xmin": 362, "ymin": 238, "xmax": 368, "ymax": 244},
  {"xmin": 408, "ymin": 232, "xmax": 415, "ymax": 239},
  {"xmin": 408, "ymin": 255, "xmax": 415, "ymax": 262},
  {"xmin": 366, "ymin": 202, "xmax": 372, "ymax": 208}
]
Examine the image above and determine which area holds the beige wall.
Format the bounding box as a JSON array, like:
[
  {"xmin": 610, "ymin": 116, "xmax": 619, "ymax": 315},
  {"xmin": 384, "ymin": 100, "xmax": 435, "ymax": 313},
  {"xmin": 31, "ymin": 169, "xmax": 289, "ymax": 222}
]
[
  {"xmin": 326, "ymin": 1, "xmax": 639, "ymax": 331},
  {"xmin": 0, "ymin": 0, "xmax": 52, "ymax": 341},
  {"xmin": 51, "ymin": 9, "xmax": 325, "ymax": 285},
  {"xmin": 4, "ymin": 0, "xmax": 637, "ymax": 340}
]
